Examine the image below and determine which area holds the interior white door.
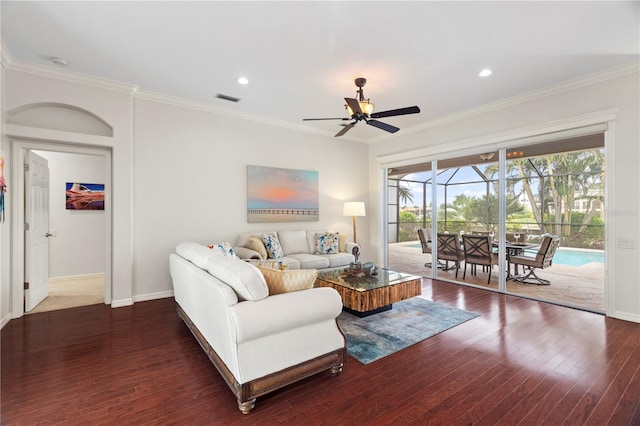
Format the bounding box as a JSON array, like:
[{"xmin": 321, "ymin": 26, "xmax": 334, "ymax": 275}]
[{"xmin": 25, "ymin": 151, "xmax": 50, "ymax": 312}]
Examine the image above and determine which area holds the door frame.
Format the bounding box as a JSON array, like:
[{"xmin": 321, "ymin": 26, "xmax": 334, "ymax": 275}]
[
  {"xmin": 11, "ymin": 139, "xmax": 112, "ymax": 317},
  {"xmin": 377, "ymin": 108, "xmax": 617, "ymax": 316}
]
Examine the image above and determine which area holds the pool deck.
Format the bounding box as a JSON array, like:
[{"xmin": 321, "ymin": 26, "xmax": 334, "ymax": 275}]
[{"xmin": 388, "ymin": 242, "xmax": 604, "ymax": 313}]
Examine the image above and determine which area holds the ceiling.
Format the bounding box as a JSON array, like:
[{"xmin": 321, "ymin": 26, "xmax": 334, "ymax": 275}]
[{"xmin": 2, "ymin": 1, "xmax": 638, "ymax": 143}]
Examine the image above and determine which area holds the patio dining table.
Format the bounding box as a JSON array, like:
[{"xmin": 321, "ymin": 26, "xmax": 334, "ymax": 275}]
[{"xmin": 492, "ymin": 241, "xmax": 537, "ymax": 279}]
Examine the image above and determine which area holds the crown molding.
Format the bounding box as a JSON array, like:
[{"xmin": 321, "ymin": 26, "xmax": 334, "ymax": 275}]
[
  {"xmin": 134, "ymin": 90, "xmax": 368, "ymax": 143},
  {"xmin": 3, "ymin": 34, "xmax": 634, "ymax": 145},
  {"xmin": 2, "ymin": 45, "xmax": 138, "ymax": 95},
  {"xmin": 2, "ymin": 42, "xmax": 363, "ymax": 142},
  {"xmin": 9, "ymin": 59, "xmax": 139, "ymax": 94},
  {"xmin": 370, "ymin": 61, "xmax": 640, "ymax": 145}
]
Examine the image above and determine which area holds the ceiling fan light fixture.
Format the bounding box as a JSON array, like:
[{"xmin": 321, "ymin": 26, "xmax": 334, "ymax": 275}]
[
  {"xmin": 479, "ymin": 152, "xmax": 495, "ymax": 161},
  {"xmin": 346, "ymin": 101, "xmax": 375, "ymax": 117}
]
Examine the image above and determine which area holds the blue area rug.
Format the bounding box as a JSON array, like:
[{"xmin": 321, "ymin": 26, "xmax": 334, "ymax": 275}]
[{"xmin": 337, "ymin": 297, "xmax": 479, "ymax": 364}]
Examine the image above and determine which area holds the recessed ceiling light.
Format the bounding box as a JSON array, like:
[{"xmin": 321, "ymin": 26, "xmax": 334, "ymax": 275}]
[
  {"xmin": 52, "ymin": 57, "xmax": 68, "ymax": 66},
  {"xmin": 237, "ymin": 77, "xmax": 249, "ymax": 85},
  {"xmin": 479, "ymin": 69, "xmax": 492, "ymax": 77}
]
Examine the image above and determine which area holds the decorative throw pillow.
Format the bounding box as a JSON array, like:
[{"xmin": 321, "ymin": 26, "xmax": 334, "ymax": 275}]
[
  {"xmin": 338, "ymin": 234, "xmax": 348, "ymax": 252},
  {"xmin": 256, "ymin": 265, "xmax": 318, "ymax": 295},
  {"xmin": 247, "ymin": 236, "xmax": 268, "ymax": 260},
  {"xmin": 314, "ymin": 232, "xmax": 339, "ymax": 254},
  {"xmin": 207, "ymin": 241, "xmax": 238, "ymax": 258},
  {"xmin": 261, "ymin": 232, "xmax": 284, "ymax": 259}
]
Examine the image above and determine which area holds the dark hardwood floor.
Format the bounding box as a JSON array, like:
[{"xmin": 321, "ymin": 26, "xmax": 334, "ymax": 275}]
[{"xmin": 3, "ymin": 279, "xmax": 639, "ymax": 425}]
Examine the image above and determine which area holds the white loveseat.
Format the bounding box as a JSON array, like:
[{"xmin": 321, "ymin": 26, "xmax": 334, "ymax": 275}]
[
  {"xmin": 233, "ymin": 230, "xmax": 359, "ymax": 270},
  {"xmin": 169, "ymin": 242, "xmax": 346, "ymax": 414}
]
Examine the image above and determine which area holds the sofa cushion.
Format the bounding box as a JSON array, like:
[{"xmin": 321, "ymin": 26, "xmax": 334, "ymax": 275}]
[
  {"xmin": 318, "ymin": 252, "xmax": 355, "ymax": 268},
  {"xmin": 287, "ymin": 253, "xmax": 330, "ymax": 269},
  {"xmin": 207, "ymin": 241, "xmax": 238, "ymax": 258},
  {"xmin": 256, "ymin": 266, "xmax": 318, "ymax": 295},
  {"xmin": 261, "ymin": 232, "xmax": 284, "ymax": 259},
  {"xmin": 247, "ymin": 236, "xmax": 267, "ymax": 260},
  {"xmin": 278, "ymin": 230, "xmax": 310, "ymax": 255},
  {"xmin": 206, "ymin": 256, "xmax": 268, "ymax": 301},
  {"xmin": 314, "ymin": 232, "xmax": 339, "ymax": 254},
  {"xmin": 176, "ymin": 242, "xmax": 216, "ymax": 270}
]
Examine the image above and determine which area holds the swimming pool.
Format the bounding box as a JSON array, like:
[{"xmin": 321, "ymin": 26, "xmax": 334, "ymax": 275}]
[
  {"xmin": 403, "ymin": 243, "xmax": 603, "ymax": 267},
  {"xmin": 551, "ymin": 248, "xmax": 604, "ymax": 267}
]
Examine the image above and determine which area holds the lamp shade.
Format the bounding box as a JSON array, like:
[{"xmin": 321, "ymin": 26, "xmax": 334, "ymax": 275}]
[{"xmin": 343, "ymin": 201, "xmax": 366, "ymax": 217}]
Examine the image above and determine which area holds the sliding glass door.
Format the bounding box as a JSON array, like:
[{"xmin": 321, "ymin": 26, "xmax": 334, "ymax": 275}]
[{"xmin": 386, "ymin": 134, "xmax": 605, "ymax": 313}]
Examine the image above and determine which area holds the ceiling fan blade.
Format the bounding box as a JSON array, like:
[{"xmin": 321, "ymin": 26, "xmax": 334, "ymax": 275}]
[
  {"xmin": 303, "ymin": 117, "xmax": 350, "ymax": 121},
  {"xmin": 367, "ymin": 119, "xmax": 399, "ymax": 133},
  {"xmin": 344, "ymin": 98, "xmax": 362, "ymax": 115},
  {"xmin": 370, "ymin": 106, "xmax": 420, "ymax": 119},
  {"xmin": 335, "ymin": 122, "xmax": 355, "ymax": 137}
]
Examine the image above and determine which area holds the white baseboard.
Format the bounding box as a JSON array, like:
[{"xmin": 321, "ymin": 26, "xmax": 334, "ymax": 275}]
[
  {"xmin": 110, "ymin": 291, "xmax": 174, "ymax": 308},
  {"xmin": 133, "ymin": 290, "xmax": 174, "ymax": 303},
  {"xmin": 1, "ymin": 313, "xmax": 12, "ymax": 330},
  {"xmin": 49, "ymin": 272, "xmax": 105, "ymax": 283},
  {"xmin": 110, "ymin": 298, "xmax": 134, "ymax": 308},
  {"xmin": 609, "ymin": 311, "xmax": 640, "ymax": 324}
]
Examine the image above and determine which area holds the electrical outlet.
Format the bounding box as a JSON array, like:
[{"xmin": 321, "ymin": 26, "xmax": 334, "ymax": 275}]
[{"xmin": 618, "ymin": 238, "xmax": 634, "ymax": 249}]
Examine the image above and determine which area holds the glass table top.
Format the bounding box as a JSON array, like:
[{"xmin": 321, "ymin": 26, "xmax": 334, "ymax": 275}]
[{"xmin": 316, "ymin": 268, "xmax": 421, "ymax": 292}]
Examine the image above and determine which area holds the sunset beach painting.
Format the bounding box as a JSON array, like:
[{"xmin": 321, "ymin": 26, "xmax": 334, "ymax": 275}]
[{"xmin": 247, "ymin": 165, "xmax": 319, "ymax": 223}]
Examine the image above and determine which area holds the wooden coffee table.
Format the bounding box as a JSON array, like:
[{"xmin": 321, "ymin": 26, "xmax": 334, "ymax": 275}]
[{"xmin": 315, "ymin": 268, "xmax": 422, "ymax": 317}]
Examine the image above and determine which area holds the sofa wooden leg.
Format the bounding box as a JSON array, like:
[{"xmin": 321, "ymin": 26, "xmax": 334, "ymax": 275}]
[
  {"xmin": 330, "ymin": 363, "xmax": 344, "ymax": 376},
  {"xmin": 238, "ymin": 398, "xmax": 256, "ymax": 414}
]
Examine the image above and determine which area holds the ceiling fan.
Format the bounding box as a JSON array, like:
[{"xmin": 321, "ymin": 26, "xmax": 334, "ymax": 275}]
[{"xmin": 303, "ymin": 77, "xmax": 420, "ymax": 137}]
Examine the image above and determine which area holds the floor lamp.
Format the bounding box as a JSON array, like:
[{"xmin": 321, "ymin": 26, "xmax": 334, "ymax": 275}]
[{"xmin": 343, "ymin": 202, "xmax": 366, "ymax": 244}]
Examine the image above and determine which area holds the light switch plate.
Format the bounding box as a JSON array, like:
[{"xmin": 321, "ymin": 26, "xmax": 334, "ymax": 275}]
[{"xmin": 618, "ymin": 238, "xmax": 634, "ymax": 249}]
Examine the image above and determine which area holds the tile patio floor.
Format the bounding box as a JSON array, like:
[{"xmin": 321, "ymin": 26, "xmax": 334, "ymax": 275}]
[{"xmin": 388, "ymin": 242, "xmax": 605, "ymax": 313}]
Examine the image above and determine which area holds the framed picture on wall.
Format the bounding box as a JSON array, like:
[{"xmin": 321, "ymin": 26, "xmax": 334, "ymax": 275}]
[
  {"xmin": 247, "ymin": 165, "xmax": 319, "ymax": 223},
  {"xmin": 66, "ymin": 182, "xmax": 105, "ymax": 210}
]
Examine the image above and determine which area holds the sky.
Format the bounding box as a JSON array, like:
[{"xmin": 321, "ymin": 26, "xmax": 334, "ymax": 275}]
[{"xmin": 400, "ymin": 167, "xmax": 500, "ymax": 208}]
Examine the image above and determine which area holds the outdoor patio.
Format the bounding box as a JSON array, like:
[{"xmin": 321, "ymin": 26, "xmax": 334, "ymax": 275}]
[{"xmin": 388, "ymin": 242, "xmax": 605, "ymax": 313}]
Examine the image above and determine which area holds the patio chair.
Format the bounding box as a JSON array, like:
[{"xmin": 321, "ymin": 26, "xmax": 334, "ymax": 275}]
[
  {"xmin": 417, "ymin": 228, "xmax": 433, "ymax": 267},
  {"xmin": 510, "ymin": 234, "xmax": 560, "ymax": 285},
  {"xmin": 436, "ymin": 233, "xmax": 464, "ymax": 278},
  {"xmin": 506, "ymin": 232, "xmax": 525, "ymax": 244},
  {"xmin": 462, "ymin": 235, "xmax": 498, "ymax": 284}
]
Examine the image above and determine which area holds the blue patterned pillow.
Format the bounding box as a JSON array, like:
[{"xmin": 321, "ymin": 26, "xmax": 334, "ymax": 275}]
[
  {"xmin": 207, "ymin": 241, "xmax": 238, "ymax": 259},
  {"xmin": 314, "ymin": 232, "xmax": 339, "ymax": 254},
  {"xmin": 261, "ymin": 232, "xmax": 284, "ymax": 259}
]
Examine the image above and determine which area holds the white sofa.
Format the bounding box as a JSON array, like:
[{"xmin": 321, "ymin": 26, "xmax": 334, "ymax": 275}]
[
  {"xmin": 169, "ymin": 242, "xmax": 346, "ymax": 414},
  {"xmin": 234, "ymin": 230, "xmax": 359, "ymax": 270}
]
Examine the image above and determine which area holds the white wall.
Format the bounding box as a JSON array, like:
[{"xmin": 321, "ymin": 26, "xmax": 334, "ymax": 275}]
[
  {"xmin": 3, "ymin": 69, "xmax": 133, "ymax": 312},
  {"xmin": 132, "ymin": 98, "xmax": 369, "ymax": 299},
  {"xmin": 369, "ymin": 70, "xmax": 640, "ymax": 322},
  {"xmin": 34, "ymin": 150, "xmax": 106, "ymax": 278},
  {"xmin": 2, "ymin": 62, "xmax": 637, "ymax": 324},
  {"xmin": 0, "ymin": 67, "xmax": 370, "ymax": 321}
]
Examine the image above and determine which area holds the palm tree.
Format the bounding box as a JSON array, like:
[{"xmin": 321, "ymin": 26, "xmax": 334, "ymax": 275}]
[{"xmin": 398, "ymin": 184, "xmax": 414, "ymax": 206}]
